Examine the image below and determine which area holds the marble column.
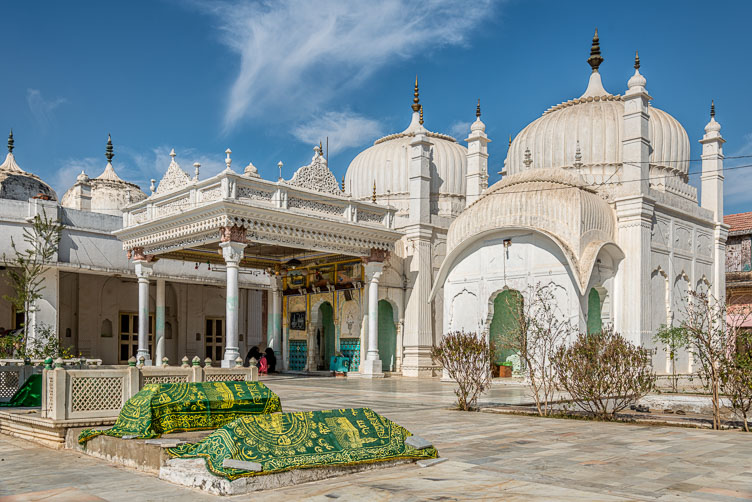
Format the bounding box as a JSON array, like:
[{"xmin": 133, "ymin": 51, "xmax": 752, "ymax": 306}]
[
  {"xmin": 155, "ymin": 278, "xmax": 165, "ymax": 364},
  {"xmin": 134, "ymin": 259, "xmax": 153, "ymax": 364},
  {"xmin": 268, "ymin": 275, "xmax": 283, "ymax": 361},
  {"xmin": 360, "ymin": 260, "xmax": 384, "ymax": 378},
  {"xmin": 221, "ymin": 240, "xmax": 246, "ymax": 367}
]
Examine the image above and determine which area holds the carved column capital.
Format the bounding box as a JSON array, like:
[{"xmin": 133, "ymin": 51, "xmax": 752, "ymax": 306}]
[
  {"xmin": 129, "ymin": 247, "xmax": 156, "ymax": 262},
  {"xmin": 362, "ymin": 248, "xmax": 389, "ymax": 264},
  {"xmin": 220, "ymin": 225, "xmax": 247, "ymax": 243}
]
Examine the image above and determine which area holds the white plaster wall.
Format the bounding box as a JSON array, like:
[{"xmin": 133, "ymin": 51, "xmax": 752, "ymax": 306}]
[{"xmin": 443, "ymin": 231, "xmax": 581, "ymax": 341}]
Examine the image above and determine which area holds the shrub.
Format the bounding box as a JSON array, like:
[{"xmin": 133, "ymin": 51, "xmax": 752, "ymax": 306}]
[
  {"xmin": 720, "ymin": 331, "xmax": 752, "ymax": 432},
  {"xmin": 552, "ymin": 329, "xmax": 656, "ymax": 420},
  {"xmin": 431, "ymin": 331, "xmax": 491, "ymax": 411},
  {"xmin": 652, "ymin": 324, "xmax": 689, "ymax": 393}
]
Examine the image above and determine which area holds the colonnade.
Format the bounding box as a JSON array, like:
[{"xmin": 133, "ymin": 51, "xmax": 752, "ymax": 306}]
[{"xmin": 129, "ymin": 239, "xmax": 386, "ymax": 375}]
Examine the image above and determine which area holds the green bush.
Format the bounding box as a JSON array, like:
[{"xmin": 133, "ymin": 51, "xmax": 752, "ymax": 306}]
[{"xmin": 552, "ymin": 329, "xmax": 656, "ymax": 420}]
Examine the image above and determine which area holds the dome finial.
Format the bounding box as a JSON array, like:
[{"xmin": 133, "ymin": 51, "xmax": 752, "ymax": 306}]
[
  {"xmin": 476, "ymin": 99, "xmax": 481, "ymax": 118},
  {"xmin": 634, "ymin": 50, "xmax": 640, "ymax": 70},
  {"xmin": 587, "ymin": 28, "xmax": 603, "ymax": 73},
  {"xmin": 523, "ymin": 147, "xmax": 533, "ymax": 168},
  {"xmin": 710, "ymin": 100, "xmax": 715, "ymax": 118},
  {"xmin": 419, "ymin": 105, "xmax": 424, "ymax": 125},
  {"xmin": 508, "ymin": 134, "xmax": 512, "ymax": 148},
  {"xmin": 372, "ymin": 180, "xmax": 377, "ymax": 203},
  {"xmin": 7, "ymin": 130, "xmax": 13, "ymax": 154},
  {"xmin": 341, "ymin": 174, "xmax": 345, "ymax": 192},
  {"xmin": 105, "ymin": 134, "xmax": 114, "ymax": 163},
  {"xmin": 574, "ymin": 140, "xmax": 583, "ymax": 168},
  {"xmin": 411, "ymin": 75, "xmax": 420, "ymax": 112}
]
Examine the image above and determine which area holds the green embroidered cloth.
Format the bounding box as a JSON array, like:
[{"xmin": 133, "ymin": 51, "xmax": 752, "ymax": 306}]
[
  {"xmin": 78, "ymin": 381, "xmax": 281, "ymax": 445},
  {"xmin": 0, "ymin": 373, "xmax": 42, "ymax": 407},
  {"xmin": 167, "ymin": 407, "xmax": 438, "ymax": 480}
]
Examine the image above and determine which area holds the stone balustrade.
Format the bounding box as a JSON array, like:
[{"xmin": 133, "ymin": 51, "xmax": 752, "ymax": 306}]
[{"xmin": 42, "ymin": 356, "xmax": 257, "ymax": 421}]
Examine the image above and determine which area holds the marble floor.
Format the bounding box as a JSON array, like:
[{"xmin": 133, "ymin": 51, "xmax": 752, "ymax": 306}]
[{"xmin": 1, "ymin": 374, "xmax": 751, "ymax": 501}]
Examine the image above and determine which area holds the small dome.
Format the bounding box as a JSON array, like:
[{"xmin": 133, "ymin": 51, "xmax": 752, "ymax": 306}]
[
  {"xmin": 447, "ymin": 168, "xmax": 617, "ymax": 293},
  {"xmin": 0, "ymin": 132, "xmax": 57, "ymax": 202},
  {"xmin": 345, "ymin": 110, "xmax": 467, "ymax": 200},
  {"xmin": 61, "ymin": 136, "xmax": 146, "ymax": 215}
]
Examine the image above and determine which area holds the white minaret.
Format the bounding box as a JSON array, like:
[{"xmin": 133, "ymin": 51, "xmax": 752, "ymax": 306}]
[
  {"xmin": 700, "ymin": 101, "xmax": 727, "ymax": 300},
  {"xmin": 465, "ymin": 99, "xmax": 490, "ymax": 206},
  {"xmin": 614, "ymin": 46, "xmax": 655, "ymax": 347}
]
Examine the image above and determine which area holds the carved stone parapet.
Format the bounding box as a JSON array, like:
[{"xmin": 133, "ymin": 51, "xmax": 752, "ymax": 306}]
[{"xmin": 220, "ymin": 225, "xmax": 247, "ymax": 243}]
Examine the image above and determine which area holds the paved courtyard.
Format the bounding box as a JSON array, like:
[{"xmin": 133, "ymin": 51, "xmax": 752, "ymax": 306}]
[{"xmin": 1, "ymin": 375, "xmax": 751, "ymax": 501}]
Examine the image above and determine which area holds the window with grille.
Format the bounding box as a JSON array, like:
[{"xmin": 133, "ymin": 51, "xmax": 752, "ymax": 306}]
[
  {"xmin": 205, "ymin": 317, "xmax": 225, "ymax": 364},
  {"xmin": 119, "ymin": 312, "xmax": 154, "ymax": 363}
]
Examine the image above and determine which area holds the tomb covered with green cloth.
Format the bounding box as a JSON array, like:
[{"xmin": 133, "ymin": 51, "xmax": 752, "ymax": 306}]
[
  {"xmin": 0, "ymin": 373, "xmax": 42, "ymax": 408},
  {"xmin": 166, "ymin": 407, "xmax": 438, "ymax": 480},
  {"xmin": 78, "ymin": 381, "xmax": 282, "ymax": 445}
]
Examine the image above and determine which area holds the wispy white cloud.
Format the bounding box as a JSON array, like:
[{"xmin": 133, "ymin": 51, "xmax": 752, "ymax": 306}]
[
  {"xmin": 26, "ymin": 89, "xmax": 66, "ymax": 128},
  {"xmin": 449, "ymin": 121, "xmax": 471, "ymax": 140},
  {"xmin": 292, "ymin": 111, "xmax": 383, "ymax": 155},
  {"xmin": 193, "ymin": 0, "xmax": 496, "ymax": 130}
]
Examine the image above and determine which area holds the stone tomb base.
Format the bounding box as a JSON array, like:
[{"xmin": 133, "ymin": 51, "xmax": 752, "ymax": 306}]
[{"xmin": 160, "ymin": 457, "xmax": 418, "ymax": 496}]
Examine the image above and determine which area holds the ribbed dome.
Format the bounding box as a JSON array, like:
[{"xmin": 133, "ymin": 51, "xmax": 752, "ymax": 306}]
[
  {"xmin": 507, "ymin": 73, "xmax": 690, "ymax": 181},
  {"xmin": 446, "ymin": 168, "xmax": 617, "ymax": 293},
  {"xmin": 62, "ymin": 162, "xmax": 147, "ymax": 216},
  {"xmin": 0, "ymin": 135, "xmax": 57, "ymax": 202},
  {"xmin": 345, "ymin": 111, "xmax": 467, "ymax": 200}
]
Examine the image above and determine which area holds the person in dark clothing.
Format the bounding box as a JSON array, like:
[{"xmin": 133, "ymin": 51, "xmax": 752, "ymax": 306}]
[
  {"xmin": 265, "ymin": 347, "xmax": 277, "ymax": 373},
  {"xmin": 244, "ymin": 346, "xmax": 261, "ymax": 367}
]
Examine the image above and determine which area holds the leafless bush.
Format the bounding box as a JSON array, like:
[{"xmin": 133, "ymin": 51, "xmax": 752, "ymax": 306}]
[
  {"xmin": 431, "ymin": 331, "xmax": 492, "ymax": 411},
  {"xmin": 552, "ymin": 328, "xmax": 656, "ymax": 420},
  {"xmin": 720, "ymin": 332, "xmax": 752, "ymax": 432}
]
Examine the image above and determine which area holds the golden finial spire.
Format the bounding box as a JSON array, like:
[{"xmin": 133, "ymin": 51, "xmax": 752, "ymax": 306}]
[
  {"xmin": 341, "ymin": 174, "xmax": 345, "ymax": 192},
  {"xmin": 411, "ymin": 75, "xmax": 420, "ymax": 112},
  {"xmin": 634, "ymin": 50, "xmax": 640, "ymax": 70},
  {"xmin": 372, "ymin": 180, "xmax": 377, "ymax": 203},
  {"xmin": 711, "ymin": 100, "xmax": 715, "ymax": 118},
  {"xmin": 7, "ymin": 130, "xmax": 14, "ymax": 154},
  {"xmin": 419, "ymin": 105, "xmax": 424, "ymax": 125},
  {"xmin": 587, "ymin": 28, "xmax": 603, "ymax": 73},
  {"xmin": 319, "ymin": 140, "xmax": 323, "ymax": 156},
  {"xmin": 476, "ymin": 99, "xmax": 481, "ymax": 118},
  {"xmin": 508, "ymin": 134, "xmax": 512, "ymax": 148},
  {"xmin": 106, "ymin": 134, "xmax": 114, "ymax": 163}
]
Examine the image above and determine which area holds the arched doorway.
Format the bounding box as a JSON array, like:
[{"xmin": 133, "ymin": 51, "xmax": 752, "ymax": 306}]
[
  {"xmin": 587, "ymin": 288, "xmax": 602, "ymax": 334},
  {"xmin": 378, "ymin": 300, "xmax": 397, "ymax": 372},
  {"xmin": 318, "ymin": 302, "xmax": 335, "ymax": 370},
  {"xmin": 489, "ymin": 290, "xmax": 522, "ymax": 366}
]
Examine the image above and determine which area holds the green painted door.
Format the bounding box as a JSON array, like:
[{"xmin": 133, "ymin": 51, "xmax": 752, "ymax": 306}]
[
  {"xmin": 489, "ymin": 290, "xmax": 522, "ymax": 365},
  {"xmin": 378, "ymin": 300, "xmax": 397, "ymax": 372},
  {"xmin": 587, "ymin": 288, "xmax": 602, "ymax": 334},
  {"xmin": 320, "ymin": 302, "xmax": 336, "ymax": 370}
]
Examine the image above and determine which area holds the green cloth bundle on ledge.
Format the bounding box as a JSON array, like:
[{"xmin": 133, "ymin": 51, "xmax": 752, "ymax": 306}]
[
  {"xmin": 78, "ymin": 381, "xmax": 282, "ymax": 445},
  {"xmin": 167, "ymin": 407, "xmax": 438, "ymax": 480},
  {"xmin": 0, "ymin": 373, "xmax": 42, "ymax": 408}
]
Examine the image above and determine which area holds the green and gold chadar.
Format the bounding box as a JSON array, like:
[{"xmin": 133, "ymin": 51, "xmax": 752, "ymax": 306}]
[
  {"xmin": 78, "ymin": 381, "xmax": 282, "ymax": 444},
  {"xmin": 167, "ymin": 407, "xmax": 438, "ymax": 480}
]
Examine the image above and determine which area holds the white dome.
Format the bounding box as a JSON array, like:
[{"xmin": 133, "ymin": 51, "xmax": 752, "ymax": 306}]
[
  {"xmin": 0, "ymin": 134, "xmax": 57, "ymax": 202},
  {"xmin": 62, "ymin": 162, "xmax": 147, "ymax": 216},
  {"xmin": 345, "ymin": 111, "xmax": 467, "ymax": 200},
  {"xmin": 507, "ymin": 71, "xmax": 690, "ymax": 182},
  {"xmin": 446, "ymin": 168, "xmax": 618, "ymax": 293}
]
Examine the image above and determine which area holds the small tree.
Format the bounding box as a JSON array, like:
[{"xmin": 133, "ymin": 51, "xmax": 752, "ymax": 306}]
[
  {"xmin": 2, "ymin": 209, "xmax": 62, "ymax": 344},
  {"xmin": 552, "ymin": 329, "xmax": 656, "ymax": 420},
  {"xmin": 431, "ymin": 331, "xmax": 491, "ymax": 411},
  {"xmin": 499, "ymin": 283, "xmax": 574, "ymax": 416},
  {"xmin": 720, "ymin": 331, "xmax": 752, "ymax": 432},
  {"xmin": 653, "ymin": 324, "xmax": 690, "ymax": 393},
  {"xmin": 680, "ymin": 291, "xmax": 751, "ymax": 430}
]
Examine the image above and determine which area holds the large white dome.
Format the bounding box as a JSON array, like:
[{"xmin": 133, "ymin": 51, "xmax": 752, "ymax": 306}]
[
  {"xmin": 507, "ymin": 61, "xmax": 690, "ymax": 188},
  {"xmin": 345, "ymin": 111, "xmax": 467, "ymax": 201},
  {"xmin": 0, "ymin": 133, "xmax": 57, "ymax": 202}
]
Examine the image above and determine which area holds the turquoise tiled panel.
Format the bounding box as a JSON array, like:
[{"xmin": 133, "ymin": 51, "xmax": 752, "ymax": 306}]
[
  {"xmin": 340, "ymin": 338, "xmax": 361, "ymax": 372},
  {"xmin": 289, "ymin": 340, "xmax": 307, "ymax": 371}
]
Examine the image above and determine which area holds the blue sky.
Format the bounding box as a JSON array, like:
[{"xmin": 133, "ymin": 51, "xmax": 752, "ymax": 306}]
[{"xmin": 3, "ymin": 0, "xmax": 752, "ymax": 213}]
